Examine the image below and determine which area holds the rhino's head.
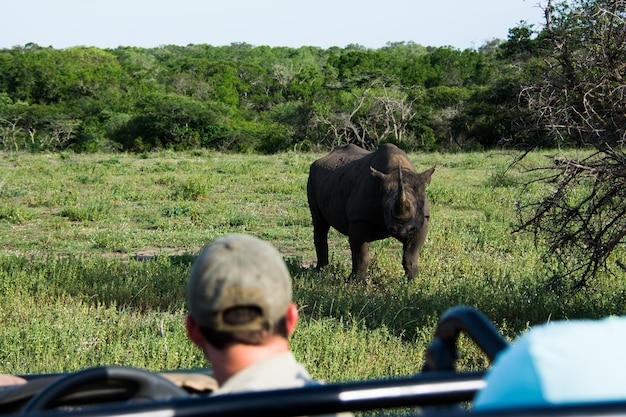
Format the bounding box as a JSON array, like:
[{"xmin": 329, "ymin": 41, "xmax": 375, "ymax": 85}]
[{"xmin": 371, "ymin": 163, "xmax": 435, "ymax": 243}]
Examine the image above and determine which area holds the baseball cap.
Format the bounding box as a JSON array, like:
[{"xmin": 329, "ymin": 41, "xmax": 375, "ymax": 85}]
[{"xmin": 186, "ymin": 234, "xmax": 292, "ymax": 332}]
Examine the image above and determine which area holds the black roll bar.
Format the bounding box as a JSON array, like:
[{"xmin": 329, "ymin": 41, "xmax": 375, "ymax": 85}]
[
  {"xmin": 422, "ymin": 305, "xmax": 508, "ymax": 373},
  {"xmin": 18, "ymin": 371, "xmax": 485, "ymax": 417},
  {"xmin": 11, "ymin": 305, "xmax": 509, "ymax": 416}
]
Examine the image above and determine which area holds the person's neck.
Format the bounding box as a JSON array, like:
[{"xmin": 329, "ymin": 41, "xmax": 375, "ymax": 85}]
[{"xmin": 209, "ymin": 338, "xmax": 291, "ymax": 386}]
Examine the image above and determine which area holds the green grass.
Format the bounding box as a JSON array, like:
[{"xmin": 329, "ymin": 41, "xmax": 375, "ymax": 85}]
[{"xmin": 0, "ymin": 149, "xmax": 624, "ymax": 383}]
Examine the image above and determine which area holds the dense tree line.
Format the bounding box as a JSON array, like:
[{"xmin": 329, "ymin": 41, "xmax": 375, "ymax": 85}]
[{"xmin": 0, "ymin": 29, "xmax": 540, "ymax": 153}]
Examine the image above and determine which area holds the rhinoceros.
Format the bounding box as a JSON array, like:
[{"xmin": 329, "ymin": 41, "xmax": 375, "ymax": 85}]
[{"xmin": 306, "ymin": 143, "xmax": 434, "ymax": 282}]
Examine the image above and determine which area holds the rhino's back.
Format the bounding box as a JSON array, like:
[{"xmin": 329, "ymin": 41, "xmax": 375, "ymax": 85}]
[
  {"xmin": 307, "ymin": 145, "xmax": 398, "ymax": 235},
  {"xmin": 369, "ymin": 143, "xmax": 417, "ymax": 174},
  {"xmin": 311, "ymin": 144, "xmax": 370, "ymax": 170},
  {"xmin": 308, "ymin": 144, "xmax": 372, "ymax": 192},
  {"xmin": 307, "ymin": 145, "xmax": 383, "ymax": 234}
]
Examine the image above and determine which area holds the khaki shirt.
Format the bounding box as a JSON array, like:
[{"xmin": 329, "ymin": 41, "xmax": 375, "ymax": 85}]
[
  {"xmin": 213, "ymin": 352, "xmax": 352, "ymax": 416},
  {"xmin": 214, "ymin": 352, "xmax": 319, "ymax": 394}
]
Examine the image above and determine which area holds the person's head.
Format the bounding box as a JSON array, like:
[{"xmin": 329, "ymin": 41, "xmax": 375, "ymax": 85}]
[{"xmin": 185, "ymin": 234, "xmax": 297, "ymax": 351}]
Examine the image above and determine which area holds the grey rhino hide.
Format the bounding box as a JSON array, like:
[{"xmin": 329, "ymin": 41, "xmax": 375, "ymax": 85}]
[{"xmin": 307, "ymin": 143, "xmax": 434, "ymax": 283}]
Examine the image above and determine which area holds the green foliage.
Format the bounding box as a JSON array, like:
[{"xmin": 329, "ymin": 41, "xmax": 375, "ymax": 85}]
[
  {"xmin": 2, "ymin": 46, "xmax": 122, "ymax": 104},
  {"xmin": 0, "ymin": 29, "xmax": 556, "ymax": 153},
  {"xmin": 0, "ymin": 204, "xmax": 32, "ymax": 224},
  {"xmin": 108, "ymin": 92, "xmax": 229, "ymax": 151},
  {"xmin": 60, "ymin": 201, "xmax": 110, "ymax": 222},
  {"xmin": 172, "ymin": 176, "xmax": 210, "ymax": 200}
]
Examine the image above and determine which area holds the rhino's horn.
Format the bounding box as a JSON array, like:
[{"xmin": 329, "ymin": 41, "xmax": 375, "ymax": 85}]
[{"xmin": 396, "ymin": 162, "xmax": 407, "ymax": 214}]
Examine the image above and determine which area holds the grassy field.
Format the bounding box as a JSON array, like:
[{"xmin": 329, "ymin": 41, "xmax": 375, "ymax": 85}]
[{"xmin": 0, "ymin": 149, "xmax": 625, "ymax": 383}]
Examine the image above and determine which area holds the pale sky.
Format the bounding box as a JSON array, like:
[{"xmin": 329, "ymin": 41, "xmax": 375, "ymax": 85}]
[{"xmin": 1, "ymin": 0, "xmax": 545, "ymax": 50}]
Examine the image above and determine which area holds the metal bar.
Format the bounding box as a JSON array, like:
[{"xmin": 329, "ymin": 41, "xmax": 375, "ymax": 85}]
[
  {"xmin": 23, "ymin": 372, "xmax": 485, "ymax": 417},
  {"xmin": 422, "ymin": 305, "xmax": 508, "ymax": 372}
]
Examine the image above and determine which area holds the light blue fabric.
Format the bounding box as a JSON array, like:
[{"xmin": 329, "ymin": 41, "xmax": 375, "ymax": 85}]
[{"xmin": 473, "ymin": 315, "xmax": 626, "ymax": 411}]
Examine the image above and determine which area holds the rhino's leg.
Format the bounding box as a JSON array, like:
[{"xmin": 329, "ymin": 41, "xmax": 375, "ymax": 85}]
[
  {"xmin": 313, "ymin": 222, "xmax": 330, "ymax": 269},
  {"xmin": 402, "ymin": 245, "xmax": 419, "ymax": 280},
  {"xmin": 308, "ymin": 188, "xmax": 330, "ymax": 270},
  {"xmin": 349, "ymin": 235, "xmax": 370, "ymax": 284},
  {"xmin": 402, "ymin": 220, "xmax": 429, "ymax": 280}
]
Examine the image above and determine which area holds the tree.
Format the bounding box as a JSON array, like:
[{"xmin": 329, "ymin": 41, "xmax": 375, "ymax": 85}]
[
  {"xmin": 109, "ymin": 92, "xmax": 228, "ymax": 151},
  {"xmin": 0, "ymin": 93, "xmax": 27, "ymax": 152},
  {"xmin": 5, "ymin": 46, "xmax": 122, "ymax": 104},
  {"xmin": 514, "ymin": 0, "xmax": 626, "ymax": 288}
]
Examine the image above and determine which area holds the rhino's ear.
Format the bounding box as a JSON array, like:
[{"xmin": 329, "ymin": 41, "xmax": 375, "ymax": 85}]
[
  {"xmin": 420, "ymin": 166, "xmax": 436, "ymax": 184},
  {"xmin": 370, "ymin": 166, "xmax": 386, "ymax": 179}
]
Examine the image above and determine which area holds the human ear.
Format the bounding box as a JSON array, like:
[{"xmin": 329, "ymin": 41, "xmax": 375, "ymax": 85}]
[
  {"xmin": 285, "ymin": 302, "xmax": 299, "ymax": 337},
  {"xmin": 185, "ymin": 314, "xmax": 206, "ymax": 348}
]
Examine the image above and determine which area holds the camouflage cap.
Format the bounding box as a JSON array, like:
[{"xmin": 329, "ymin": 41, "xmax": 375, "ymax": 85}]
[{"xmin": 186, "ymin": 234, "xmax": 292, "ymax": 332}]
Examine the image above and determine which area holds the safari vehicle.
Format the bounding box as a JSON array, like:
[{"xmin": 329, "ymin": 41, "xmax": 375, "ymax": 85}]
[{"xmin": 2, "ymin": 306, "xmax": 626, "ymax": 416}]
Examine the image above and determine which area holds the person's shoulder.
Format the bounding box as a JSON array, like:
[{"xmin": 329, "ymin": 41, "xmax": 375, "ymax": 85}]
[
  {"xmin": 0, "ymin": 375, "xmax": 26, "ymax": 387},
  {"xmin": 215, "ymin": 352, "xmax": 314, "ymax": 394}
]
